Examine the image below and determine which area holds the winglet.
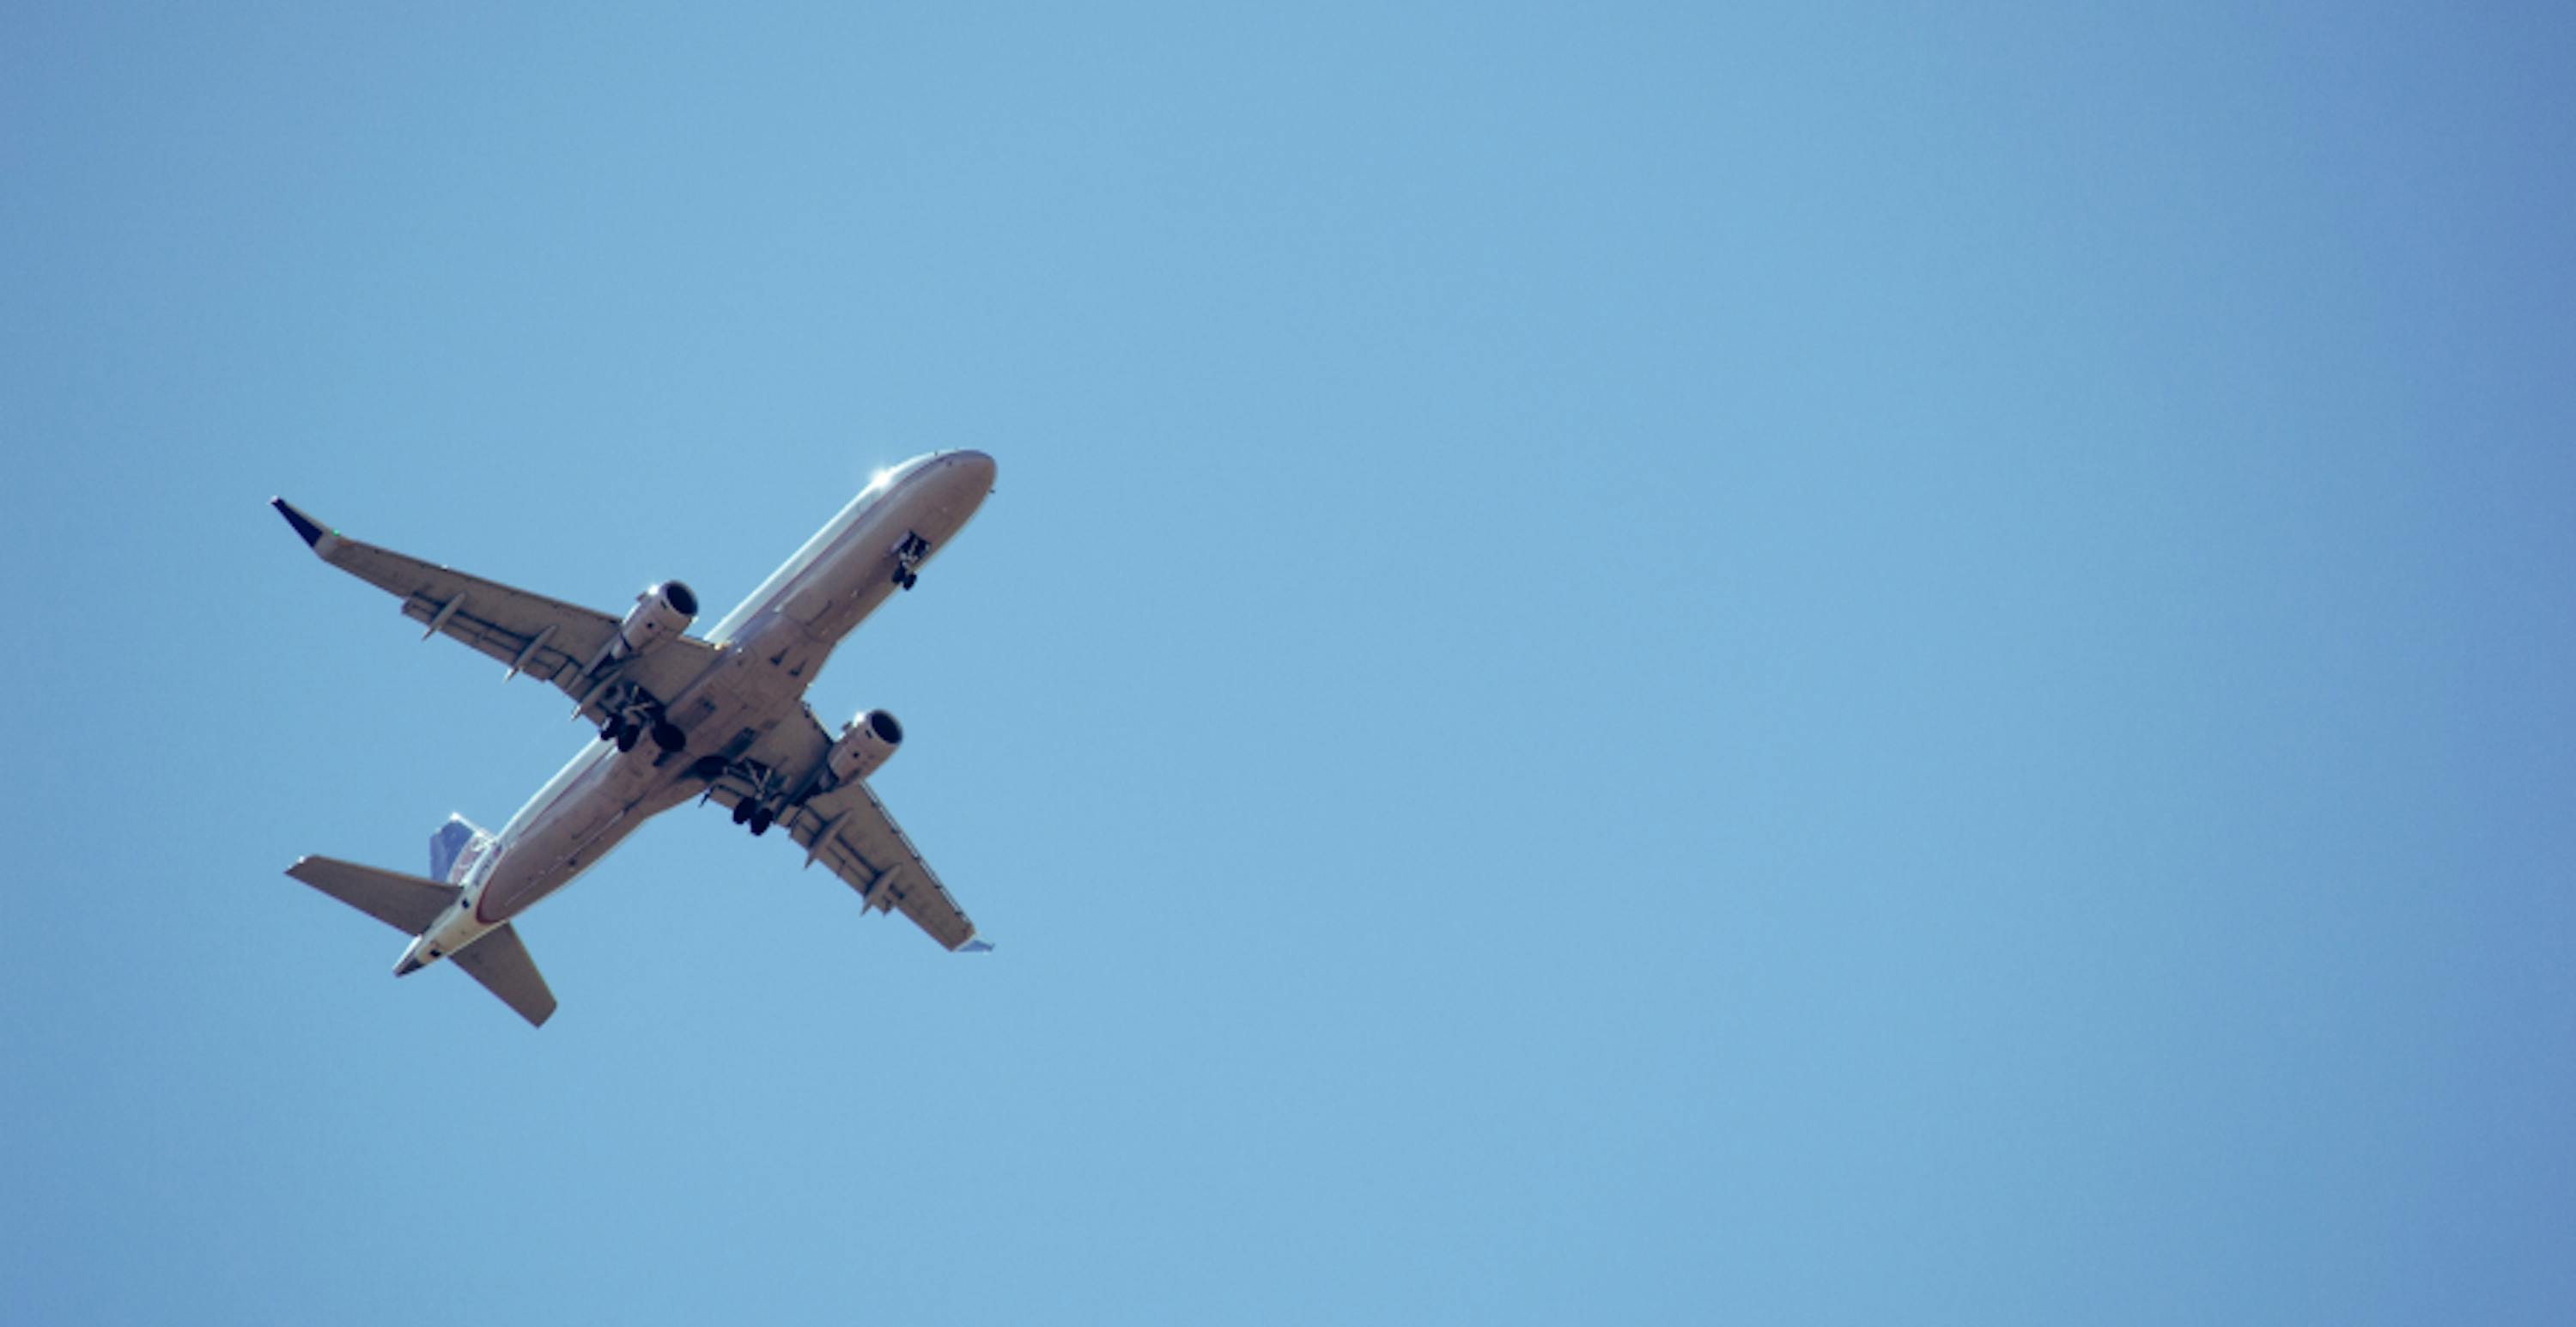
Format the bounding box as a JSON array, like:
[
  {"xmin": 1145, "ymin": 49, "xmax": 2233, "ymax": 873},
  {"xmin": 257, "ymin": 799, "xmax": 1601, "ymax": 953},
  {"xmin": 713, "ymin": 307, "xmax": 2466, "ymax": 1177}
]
[
  {"xmin": 960, "ymin": 938, "xmax": 994, "ymax": 953},
  {"xmin": 270, "ymin": 497, "xmax": 337, "ymax": 554}
]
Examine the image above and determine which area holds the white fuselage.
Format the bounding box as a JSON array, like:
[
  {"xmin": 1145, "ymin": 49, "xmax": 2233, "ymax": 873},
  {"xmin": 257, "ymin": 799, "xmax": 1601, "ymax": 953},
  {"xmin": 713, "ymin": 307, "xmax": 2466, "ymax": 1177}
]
[{"xmin": 398, "ymin": 451, "xmax": 994, "ymax": 974}]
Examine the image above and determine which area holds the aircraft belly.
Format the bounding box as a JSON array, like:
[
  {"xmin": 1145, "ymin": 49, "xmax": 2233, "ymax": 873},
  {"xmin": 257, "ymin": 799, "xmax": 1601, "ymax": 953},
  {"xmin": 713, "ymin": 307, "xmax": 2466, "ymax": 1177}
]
[
  {"xmin": 478, "ymin": 649, "xmax": 805, "ymax": 923},
  {"xmin": 276, "ymin": 447, "xmax": 998, "ymax": 1021},
  {"xmin": 457, "ymin": 456, "xmax": 991, "ymax": 929},
  {"xmin": 479, "ymin": 746, "xmax": 665, "ymax": 920}
]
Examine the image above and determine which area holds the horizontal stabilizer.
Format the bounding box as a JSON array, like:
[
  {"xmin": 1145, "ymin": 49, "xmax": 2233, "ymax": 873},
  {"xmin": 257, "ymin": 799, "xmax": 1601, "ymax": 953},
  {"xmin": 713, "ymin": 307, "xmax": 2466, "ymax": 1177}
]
[
  {"xmin": 453, "ymin": 925, "xmax": 556, "ymax": 1027},
  {"xmin": 283, "ymin": 856, "xmax": 557, "ymax": 1026},
  {"xmin": 286, "ymin": 855, "xmax": 457, "ymax": 933}
]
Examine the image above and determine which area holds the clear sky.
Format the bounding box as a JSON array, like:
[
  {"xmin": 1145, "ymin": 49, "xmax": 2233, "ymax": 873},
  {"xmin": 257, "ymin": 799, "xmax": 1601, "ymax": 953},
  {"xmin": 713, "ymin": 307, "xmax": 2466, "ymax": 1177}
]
[{"xmin": 5, "ymin": 3, "xmax": 2572, "ymax": 1324}]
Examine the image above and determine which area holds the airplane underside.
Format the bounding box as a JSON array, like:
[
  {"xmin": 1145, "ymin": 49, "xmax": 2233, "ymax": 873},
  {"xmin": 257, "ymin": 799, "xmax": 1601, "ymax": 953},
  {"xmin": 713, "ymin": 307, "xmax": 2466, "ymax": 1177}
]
[{"xmin": 275, "ymin": 452, "xmax": 999, "ymax": 1026}]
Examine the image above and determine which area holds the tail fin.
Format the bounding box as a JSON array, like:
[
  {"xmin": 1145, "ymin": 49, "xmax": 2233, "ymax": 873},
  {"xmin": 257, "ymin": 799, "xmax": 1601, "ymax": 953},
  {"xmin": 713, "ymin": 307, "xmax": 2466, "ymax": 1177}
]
[{"xmin": 429, "ymin": 814, "xmax": 496, "ymax": 885}]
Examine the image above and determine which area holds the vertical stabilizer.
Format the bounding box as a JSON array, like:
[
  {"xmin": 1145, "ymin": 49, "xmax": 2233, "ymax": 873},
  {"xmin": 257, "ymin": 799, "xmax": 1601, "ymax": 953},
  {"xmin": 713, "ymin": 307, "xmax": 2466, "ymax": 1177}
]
[{"xmin": 429, "ymin": 814, "xmax": 495, "ymax": 884}]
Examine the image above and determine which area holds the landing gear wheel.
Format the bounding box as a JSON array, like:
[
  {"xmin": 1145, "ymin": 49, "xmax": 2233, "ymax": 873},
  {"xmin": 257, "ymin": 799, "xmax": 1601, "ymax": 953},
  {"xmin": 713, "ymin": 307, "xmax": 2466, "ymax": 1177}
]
[
  {"xmin": 615, "ymin": 726, "xmax": 640, "ymax": 752},
  {"xmin": 732, "ymin": 800, "xmax": 753, "ymax": 825},
  {"xmin": 748, "ymin": 808, "xmax": 775, "ymax": 837},
  {"xmin": 651, "ymin": 721, "xmax": 687, "ymax": 752},
  {"xmin": 901, "ymin": 573, "xmax": 919, "ymax": 591},
  {"xmin": 598, "ymin": 722, "xmax": 618, "ymax": 743},
  {"xmin": 891, "ymin": 531, "xmax": 931, "ymax": 588}
]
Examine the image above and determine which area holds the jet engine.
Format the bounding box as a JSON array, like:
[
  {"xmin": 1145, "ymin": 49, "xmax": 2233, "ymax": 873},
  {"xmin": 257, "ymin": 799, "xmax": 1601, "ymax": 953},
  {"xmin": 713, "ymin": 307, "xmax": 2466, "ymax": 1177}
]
[
  {"xmin": 827, "ymin": 709, "xmax": 904, "ymax": 784},
  {"xmin": 611, "ymin": 581, "xmax": 698, "ymax": 660}
]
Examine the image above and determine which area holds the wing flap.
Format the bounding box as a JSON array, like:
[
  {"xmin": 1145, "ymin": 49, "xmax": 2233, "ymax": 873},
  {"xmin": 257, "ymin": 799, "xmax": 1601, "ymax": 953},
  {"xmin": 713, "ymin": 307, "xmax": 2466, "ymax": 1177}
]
[
  {"xmin": 395, "ymin": 590, "xmax": 592, "ymax": 685},
  {"xmin": 787, "ymin": 779, "xmax": 981, "ymax": 950},
  {"xmin": 701, "ymin": 708, "xmax": 982, "ymax": 951}
]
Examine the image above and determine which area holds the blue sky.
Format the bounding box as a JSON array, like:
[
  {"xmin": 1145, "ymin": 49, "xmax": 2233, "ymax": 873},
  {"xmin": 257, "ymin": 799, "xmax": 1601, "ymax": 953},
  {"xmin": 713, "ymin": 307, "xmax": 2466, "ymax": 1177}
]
[{"xmin": 5, "ymin": 3, "xmax": 2572, "ymax": 1323}]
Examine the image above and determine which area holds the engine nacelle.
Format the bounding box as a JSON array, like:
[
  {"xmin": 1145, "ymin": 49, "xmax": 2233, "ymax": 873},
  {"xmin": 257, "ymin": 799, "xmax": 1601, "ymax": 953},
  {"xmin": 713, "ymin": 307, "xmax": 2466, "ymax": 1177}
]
[
  {"xmin": 827, "ymin": 709, "xmax": 904, "ymax": 784},
  {"xmin": 611, "ymin": 581, "xmax": 698, "ymax": 660}
]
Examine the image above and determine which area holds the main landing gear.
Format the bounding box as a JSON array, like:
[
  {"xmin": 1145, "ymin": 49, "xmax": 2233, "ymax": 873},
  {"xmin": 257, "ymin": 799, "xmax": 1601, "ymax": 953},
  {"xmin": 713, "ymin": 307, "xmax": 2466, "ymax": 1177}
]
[
  {"xmin": 598, "ymin": 717, "xmax": 688, "ymax": 753},
  {"xmin": 596, "ymin": 686, "xmax": 687, "ymax": 754},
  {"xmin": 694, "ymin": 757, "xmax": 785, "ymax": 837},
  {"xmin": 891, "ymin": 531, "xmax": 931, "ymax": 591}
]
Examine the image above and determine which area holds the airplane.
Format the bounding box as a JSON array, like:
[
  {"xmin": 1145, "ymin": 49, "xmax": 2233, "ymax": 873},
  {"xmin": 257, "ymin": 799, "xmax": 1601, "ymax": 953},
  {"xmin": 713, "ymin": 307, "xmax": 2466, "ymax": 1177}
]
[{"xmin": 271, "ymin": 450, "xmax": 999, "ymax": 1026}]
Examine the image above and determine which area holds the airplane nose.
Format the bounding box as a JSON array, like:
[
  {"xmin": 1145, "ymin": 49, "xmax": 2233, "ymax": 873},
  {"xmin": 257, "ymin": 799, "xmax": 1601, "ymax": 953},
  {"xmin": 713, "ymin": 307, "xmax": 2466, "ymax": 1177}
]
[{"xmin": 948, "ymin": 449, "xmax": 997, "ymax": 491}]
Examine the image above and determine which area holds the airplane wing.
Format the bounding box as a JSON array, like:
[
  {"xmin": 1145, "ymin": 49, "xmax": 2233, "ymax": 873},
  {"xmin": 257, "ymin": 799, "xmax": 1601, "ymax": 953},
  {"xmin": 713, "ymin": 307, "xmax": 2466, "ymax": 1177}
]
[
  {"xmin": 270, "ymin": 497, "xmax": 717, "ymax": 721},
  {"xmin": 787, "ymin": 778, "xmax": 985, "ymax": 950},
  {"xmin": 702, "ymin": 709, "xmax": 986, "ymax": 952}
]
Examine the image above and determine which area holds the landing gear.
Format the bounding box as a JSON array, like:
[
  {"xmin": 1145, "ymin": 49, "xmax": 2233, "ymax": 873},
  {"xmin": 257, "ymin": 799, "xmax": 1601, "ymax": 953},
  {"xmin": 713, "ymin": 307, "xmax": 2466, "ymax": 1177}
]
[
  {"xmin": 712, "ymin": 758, "xmax": 787, "ymax": 836},
  {"xmin": 890, "ymin": 531, "xmax": 931, "ymax": 590},
  {"xmin": 729, "ymin": 794, "xmax": 778, "ymax": 835},
  {"xmin": 592, "ymin": 682, "xmax": 684, "ymax": 756},
  {"xmin": 598, "ymin": 718, "xmax": 662, "ymax": 752}
]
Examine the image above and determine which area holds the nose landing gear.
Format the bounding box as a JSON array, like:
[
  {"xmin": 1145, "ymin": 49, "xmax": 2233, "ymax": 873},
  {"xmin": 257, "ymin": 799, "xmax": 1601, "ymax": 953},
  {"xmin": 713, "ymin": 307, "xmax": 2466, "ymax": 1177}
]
[{"xmin": 890, "ymin": 531, "xmax": 932, "ymax": 591}]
